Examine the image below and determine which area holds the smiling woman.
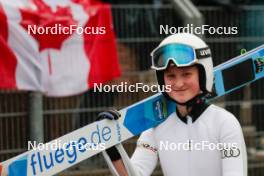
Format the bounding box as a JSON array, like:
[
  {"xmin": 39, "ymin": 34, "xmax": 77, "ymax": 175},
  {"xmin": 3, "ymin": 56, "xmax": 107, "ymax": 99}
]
[
  {"xmin": 164, "ymin": 65, "xmax": 200, "ymax": 105},
  {"xmin": 153, "ymin": 34, "xmax": 213, "ymax": 107},
  {"xmin": 102, "ymin": 33, "xmax": 247, "ymax": 176}
]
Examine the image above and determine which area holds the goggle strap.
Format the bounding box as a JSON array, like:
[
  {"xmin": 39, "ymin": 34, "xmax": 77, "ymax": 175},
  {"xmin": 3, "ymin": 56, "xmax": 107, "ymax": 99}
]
[{"xmin": 195, "ymin": 47, "xmax": 211, "ymax": 59}]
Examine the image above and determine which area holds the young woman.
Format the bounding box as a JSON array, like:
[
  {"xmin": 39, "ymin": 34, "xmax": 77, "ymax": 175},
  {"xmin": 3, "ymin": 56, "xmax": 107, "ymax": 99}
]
[{"xmin": 99, "ymin": 33, "xmax": 247, "ymax": 176}]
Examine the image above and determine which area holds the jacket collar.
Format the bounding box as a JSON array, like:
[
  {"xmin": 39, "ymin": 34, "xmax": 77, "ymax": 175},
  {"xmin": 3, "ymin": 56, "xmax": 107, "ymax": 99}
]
[{"xmin": 176, "ymin": 102, "xmax": 210, "ymax": 124}]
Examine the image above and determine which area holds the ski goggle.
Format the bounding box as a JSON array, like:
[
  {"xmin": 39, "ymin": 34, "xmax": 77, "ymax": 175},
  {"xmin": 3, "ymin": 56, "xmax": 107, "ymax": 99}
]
[{"xmin": 151, "ymin": 43, "xmax": 211, "ymax": 70}]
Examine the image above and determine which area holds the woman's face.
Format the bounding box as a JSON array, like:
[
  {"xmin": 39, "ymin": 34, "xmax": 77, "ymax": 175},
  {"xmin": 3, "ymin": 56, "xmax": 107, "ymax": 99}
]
[{"xmin": 164, "ymin": 65, "xmax": 201, "ymax": 103}]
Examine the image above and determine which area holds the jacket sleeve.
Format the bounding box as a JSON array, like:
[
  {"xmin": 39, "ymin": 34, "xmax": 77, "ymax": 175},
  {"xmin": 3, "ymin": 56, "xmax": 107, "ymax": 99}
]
[
  {"xmin": 130, "ymin": 128, "xmax": 158, "ymax": 176},
  {"xmin": 220, "ymin": 114, "xmax": 247, "ymax": 176}
]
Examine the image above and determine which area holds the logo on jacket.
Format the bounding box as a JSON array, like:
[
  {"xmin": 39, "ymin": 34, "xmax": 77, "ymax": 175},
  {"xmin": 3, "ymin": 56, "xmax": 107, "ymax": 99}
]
[{"xmin": 221, "ymin": 147, "xmax": 240, "ymax": 159}]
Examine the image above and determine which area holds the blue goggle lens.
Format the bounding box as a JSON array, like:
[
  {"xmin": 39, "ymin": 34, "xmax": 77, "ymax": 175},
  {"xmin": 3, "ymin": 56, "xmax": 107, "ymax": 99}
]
[{"xmin": 153, "ymin": 44, "xmax": 196, "ymax": 68}]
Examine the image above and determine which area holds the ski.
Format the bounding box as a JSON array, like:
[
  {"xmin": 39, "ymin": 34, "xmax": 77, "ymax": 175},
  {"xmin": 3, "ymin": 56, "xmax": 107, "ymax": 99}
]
[
  {"xmin": 210, "ymin": 44, "xmax": 264, "ymax": 99},
  {"xmin": 0, "ymin": 44, "xmax": 264, "ymax": 176}
]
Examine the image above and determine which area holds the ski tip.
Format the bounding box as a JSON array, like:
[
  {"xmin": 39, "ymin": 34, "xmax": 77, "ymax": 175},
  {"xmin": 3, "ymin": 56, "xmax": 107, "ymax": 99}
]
[{"xmin": 8, "ymin": 156, "xmax": 27, "ymax": 176}]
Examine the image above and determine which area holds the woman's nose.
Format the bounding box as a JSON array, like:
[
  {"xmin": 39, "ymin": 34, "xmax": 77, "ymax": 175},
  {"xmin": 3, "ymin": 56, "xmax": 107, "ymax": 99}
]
[{"xmin": 173, "ymin": 78, "xmax": 184, "ymax": 89}]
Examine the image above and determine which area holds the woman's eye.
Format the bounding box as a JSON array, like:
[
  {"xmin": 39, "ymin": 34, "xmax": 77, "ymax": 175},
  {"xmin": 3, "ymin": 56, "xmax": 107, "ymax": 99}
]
[
  {"xmin": 166, "ymin": 74, "xmax": 175, "ymax": 78},
  {"xmin": 183, "ymin": 72, "xmax": 191, "ymax": 76}
]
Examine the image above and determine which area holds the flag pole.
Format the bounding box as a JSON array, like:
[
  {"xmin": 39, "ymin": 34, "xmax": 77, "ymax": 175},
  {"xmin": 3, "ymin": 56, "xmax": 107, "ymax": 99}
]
[{"xmin": 29, "ymin": 92, "xmax": 44, "ymax": 143}]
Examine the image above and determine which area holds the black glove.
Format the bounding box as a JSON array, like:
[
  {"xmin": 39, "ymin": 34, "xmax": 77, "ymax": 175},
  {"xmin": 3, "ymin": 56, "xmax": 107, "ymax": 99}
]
[{"xmin": 97, "ymin": 109, "xmax": 121, "ymax": 161}]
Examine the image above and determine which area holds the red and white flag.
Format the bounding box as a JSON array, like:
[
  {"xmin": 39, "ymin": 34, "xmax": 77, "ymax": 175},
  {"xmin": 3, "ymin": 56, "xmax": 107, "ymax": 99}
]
[{"xmin": 0, "ymin": 0, "xmax": 120, "ymax": 96}]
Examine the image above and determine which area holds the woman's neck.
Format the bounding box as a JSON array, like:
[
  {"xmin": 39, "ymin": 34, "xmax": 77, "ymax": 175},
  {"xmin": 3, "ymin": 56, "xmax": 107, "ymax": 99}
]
[{"xmin": 177, "ymin": 104, "xmax": 192, "ymax": 117}]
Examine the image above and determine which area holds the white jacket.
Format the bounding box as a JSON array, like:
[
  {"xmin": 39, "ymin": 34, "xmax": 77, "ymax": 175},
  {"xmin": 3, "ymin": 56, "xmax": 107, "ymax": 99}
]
[{"xmin": 131, "ymin": 104, "xmax": 247, "ymax": 176}]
